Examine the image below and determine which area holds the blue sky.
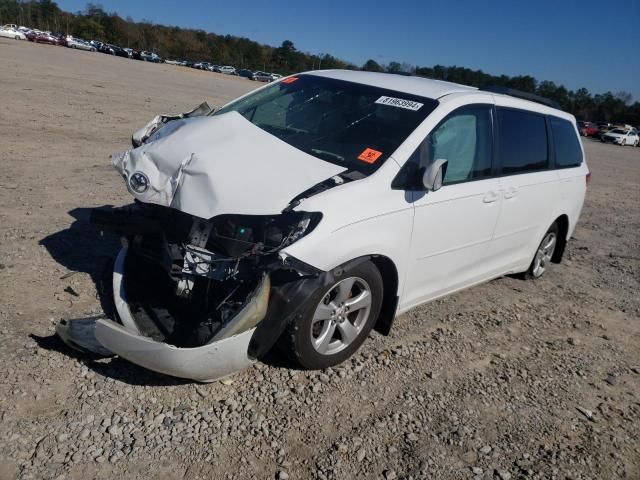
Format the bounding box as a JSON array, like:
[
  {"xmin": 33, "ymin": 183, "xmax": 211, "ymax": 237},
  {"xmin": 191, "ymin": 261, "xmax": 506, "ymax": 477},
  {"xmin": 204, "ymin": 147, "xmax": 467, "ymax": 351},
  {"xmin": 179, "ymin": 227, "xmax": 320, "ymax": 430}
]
[{"xmin": 57, "ymin": 0, "xmax": 640, "ymax": 100}]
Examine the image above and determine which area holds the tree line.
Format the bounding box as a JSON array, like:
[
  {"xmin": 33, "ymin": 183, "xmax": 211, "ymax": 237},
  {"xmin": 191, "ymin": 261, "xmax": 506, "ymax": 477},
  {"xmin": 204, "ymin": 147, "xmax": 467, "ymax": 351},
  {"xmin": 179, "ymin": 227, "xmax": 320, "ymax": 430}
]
[{"xmin": 1, "ymin": 0, "xmax": 638, "ymax": 125}]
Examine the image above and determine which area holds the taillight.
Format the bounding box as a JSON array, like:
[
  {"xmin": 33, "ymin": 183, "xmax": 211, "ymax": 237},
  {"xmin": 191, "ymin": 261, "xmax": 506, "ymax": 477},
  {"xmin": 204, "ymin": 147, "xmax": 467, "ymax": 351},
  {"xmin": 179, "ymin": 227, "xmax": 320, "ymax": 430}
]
[{"xmin": 586, "ymin": 171, "xmax": 592, "ymax": 185}]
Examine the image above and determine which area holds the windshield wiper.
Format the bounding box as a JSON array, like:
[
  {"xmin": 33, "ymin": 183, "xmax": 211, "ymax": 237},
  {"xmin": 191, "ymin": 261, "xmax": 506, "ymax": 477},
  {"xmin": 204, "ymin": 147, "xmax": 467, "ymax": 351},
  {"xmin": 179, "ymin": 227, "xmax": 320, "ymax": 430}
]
[{"xmin": 310, "ymin": 149, "xmax": 344, "ymax": 162}]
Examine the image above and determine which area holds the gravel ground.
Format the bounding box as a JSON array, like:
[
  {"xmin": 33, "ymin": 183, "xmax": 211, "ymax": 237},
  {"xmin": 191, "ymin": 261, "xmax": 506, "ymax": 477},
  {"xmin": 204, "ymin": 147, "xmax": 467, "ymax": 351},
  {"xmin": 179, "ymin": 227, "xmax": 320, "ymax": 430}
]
[{"xmin": 0, "ymin": 39, "xmax": 639, "ymax": 480}]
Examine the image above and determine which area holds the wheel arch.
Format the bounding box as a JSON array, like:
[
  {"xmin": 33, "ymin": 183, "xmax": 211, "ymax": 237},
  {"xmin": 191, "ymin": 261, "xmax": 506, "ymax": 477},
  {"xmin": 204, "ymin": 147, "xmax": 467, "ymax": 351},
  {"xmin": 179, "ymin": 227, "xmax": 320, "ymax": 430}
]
[
  {"xmin": 551, "ymin": 214, "xmax": 570, "ymax": 263},
  {"xmin": 326, "ymin": 254, "xmax": 400, "ymax": 336},
  {"xmin": 369, "ymin": 255, "xmax": 400, "ymax": 335}
]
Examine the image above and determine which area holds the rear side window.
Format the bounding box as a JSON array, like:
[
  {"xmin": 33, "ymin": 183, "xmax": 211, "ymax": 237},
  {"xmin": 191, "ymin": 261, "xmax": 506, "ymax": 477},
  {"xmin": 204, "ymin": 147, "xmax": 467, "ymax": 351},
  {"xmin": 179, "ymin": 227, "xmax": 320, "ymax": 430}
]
[
  {"xmin": 550, "ymin": 117, "xmax": 583, "ymax": 167},
  {"xmin": 497, "ymin": 108, "xmax": 548, "ymax": 174}
]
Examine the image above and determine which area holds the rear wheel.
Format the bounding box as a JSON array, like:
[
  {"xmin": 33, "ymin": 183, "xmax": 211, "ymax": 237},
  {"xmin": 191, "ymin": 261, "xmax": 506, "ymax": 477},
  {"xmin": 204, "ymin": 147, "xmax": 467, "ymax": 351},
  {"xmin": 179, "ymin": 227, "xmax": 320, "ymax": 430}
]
[
  {"xmin": 285, "ymin": 260, "xmax": 383, "ymax": 369},
  {"xmin": 525, "ymin": 223, "xmax": 559, "ymax": 279}
]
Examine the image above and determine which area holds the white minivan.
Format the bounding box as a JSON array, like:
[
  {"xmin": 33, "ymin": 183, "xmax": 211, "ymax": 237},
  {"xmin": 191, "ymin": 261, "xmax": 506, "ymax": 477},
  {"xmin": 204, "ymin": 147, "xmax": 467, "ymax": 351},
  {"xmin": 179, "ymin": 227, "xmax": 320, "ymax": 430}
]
[{"xmin": 58, "ymin": 71, "xmax": 588, "ymax": 381}]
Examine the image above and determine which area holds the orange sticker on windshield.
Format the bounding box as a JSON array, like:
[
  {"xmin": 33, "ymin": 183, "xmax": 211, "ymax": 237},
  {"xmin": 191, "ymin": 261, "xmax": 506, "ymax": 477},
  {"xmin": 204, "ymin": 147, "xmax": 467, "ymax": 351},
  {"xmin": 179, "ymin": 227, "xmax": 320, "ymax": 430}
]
[
  {"xmin": 358, "ymin": 148, "xmax": 382, "ymax": 164},
  {"xmin": 282, "ymin": 77, "xmax": 299, "ymax": 84}
]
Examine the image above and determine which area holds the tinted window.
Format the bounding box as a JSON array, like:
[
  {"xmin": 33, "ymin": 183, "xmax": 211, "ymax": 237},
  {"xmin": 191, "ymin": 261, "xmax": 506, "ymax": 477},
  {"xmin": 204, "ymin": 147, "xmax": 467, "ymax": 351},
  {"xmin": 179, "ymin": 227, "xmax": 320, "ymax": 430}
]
[
  {"xmin": 550, "ymin": 117, "xmax": 583, "ymax": 167},
  {"xmin": 497, "ymin": 108, "xmax": 548, "ymax": 174},
  {"xmin": 392, "ymin": 105, "xmax": 493, "ymax": 189},
  {"xmin": 215, "ymin": 74, "xmax": 439, "ymax": 175}
]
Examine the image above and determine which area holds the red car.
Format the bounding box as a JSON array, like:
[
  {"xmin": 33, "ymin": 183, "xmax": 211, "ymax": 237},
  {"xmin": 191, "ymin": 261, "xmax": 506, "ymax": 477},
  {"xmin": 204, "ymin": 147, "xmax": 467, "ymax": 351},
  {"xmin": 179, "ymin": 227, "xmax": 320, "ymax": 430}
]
[
  {"xmin": 577, "ymin": 121, "xmax": 599, "ymax": 137},
  {"xmin": 34, "ymin": 32, "xmax": 59, "ymax": 45}
]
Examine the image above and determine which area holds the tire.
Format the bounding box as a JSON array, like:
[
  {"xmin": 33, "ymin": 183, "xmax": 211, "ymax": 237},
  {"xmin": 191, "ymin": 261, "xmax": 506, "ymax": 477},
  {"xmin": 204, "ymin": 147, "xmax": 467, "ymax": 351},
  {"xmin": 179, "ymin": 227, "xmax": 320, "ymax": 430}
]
[
  {"xmin": 284, "ymin": 260, "xmax": 383, "ymax": 369},
  {"xmin": 524, "ymin": 223, "xmax": 559, "ymax": 279}
]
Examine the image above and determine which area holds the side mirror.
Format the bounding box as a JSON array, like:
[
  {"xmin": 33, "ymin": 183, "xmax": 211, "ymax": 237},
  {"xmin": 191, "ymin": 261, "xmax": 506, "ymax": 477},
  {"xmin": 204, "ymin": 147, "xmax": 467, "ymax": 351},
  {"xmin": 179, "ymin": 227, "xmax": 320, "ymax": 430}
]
[{"xmin": 422, "ymin": 159, "xmax": 448, "ymax": 191}]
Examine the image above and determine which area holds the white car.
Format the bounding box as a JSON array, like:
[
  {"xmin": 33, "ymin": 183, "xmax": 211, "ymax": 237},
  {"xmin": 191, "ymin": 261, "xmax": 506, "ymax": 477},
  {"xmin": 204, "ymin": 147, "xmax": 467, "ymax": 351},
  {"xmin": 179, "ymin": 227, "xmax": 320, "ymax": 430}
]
[
  {"xmin": 218, "ymin": 65, "xmax": 236, "ymax": 75},
  {"xmin": 67, "ymin": 37, "xmax": 97, "ymax": 51},
  {"xmin": 58, "ymin": 71, "xmax": 588, "ymax": 382},
  {"xmin": 600, "ymin": 128, "xmax": 639, "ymax": 146},
  {"xmin": 0, "ymin": 27, "xmax": 26, "ymax": 40}
]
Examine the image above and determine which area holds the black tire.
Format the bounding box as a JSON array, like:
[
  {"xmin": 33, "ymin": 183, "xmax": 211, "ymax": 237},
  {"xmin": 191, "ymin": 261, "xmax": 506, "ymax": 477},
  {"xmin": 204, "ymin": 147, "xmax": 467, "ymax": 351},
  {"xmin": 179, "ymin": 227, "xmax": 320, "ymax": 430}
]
[
  {"xmin": 284, "ymin": 260, "xmax": 383, "ymax": 369},
  {"xmin": 524, "ymin": 222, "xmax": 559, "ymax": 279}
]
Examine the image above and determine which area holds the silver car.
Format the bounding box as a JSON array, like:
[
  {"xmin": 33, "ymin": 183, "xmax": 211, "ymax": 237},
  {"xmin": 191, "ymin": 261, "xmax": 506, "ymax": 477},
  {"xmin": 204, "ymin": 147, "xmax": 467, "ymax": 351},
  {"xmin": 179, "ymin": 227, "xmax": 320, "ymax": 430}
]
[{"xmin": 67, "ymin": 37, "xmax": 96, "ymax": 51}]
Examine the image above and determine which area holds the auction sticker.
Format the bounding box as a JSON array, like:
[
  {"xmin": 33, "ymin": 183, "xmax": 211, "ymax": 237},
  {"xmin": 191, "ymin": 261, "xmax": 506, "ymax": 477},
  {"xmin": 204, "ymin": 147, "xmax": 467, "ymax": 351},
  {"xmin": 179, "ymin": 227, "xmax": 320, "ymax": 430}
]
[
  {"xmin": 358, "ymin": 148, "xmax": 383, "ymax": 164},
  {"xmin": 375, "ymin": 96, "xmax": 423, "ymax": 111}
]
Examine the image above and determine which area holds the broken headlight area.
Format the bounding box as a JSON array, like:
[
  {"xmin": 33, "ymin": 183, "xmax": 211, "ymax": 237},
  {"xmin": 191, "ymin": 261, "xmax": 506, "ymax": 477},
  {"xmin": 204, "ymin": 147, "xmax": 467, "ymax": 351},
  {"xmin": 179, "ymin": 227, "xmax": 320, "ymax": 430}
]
[{"xmin": 90, "ymin": 203, "xmax": 322, "ymax": 349}]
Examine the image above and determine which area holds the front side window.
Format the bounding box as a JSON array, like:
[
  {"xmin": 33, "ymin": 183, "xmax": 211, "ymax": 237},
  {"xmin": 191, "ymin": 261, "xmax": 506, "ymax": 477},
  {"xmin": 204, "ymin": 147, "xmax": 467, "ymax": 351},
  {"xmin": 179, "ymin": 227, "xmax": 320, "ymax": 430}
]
[
  {"xmin": 497, "ymin": 108, "xmax": 548, "ymax": 174},
  {"xmin": 427, "ymin": 106, "xmax": 493, "ymax": 184},
  {"xmin": 392, "ymin": 105, "xmax": 493, "ymax": 189},
  {"xmin": 214, "ymin": 74, "xmax": 438, "ymax": 175},
  {"xmin": 550, "ymin": 117, "xmax": 583, "ymax": 168}
]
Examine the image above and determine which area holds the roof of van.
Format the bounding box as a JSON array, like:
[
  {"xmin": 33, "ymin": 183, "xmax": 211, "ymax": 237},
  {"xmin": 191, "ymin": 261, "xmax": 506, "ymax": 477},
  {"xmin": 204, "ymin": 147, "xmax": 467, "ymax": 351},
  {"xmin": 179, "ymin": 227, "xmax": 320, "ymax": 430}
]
[
  {"xmin": 306, "ymin": 70, "xmax": 571, "ymax": 118},
  {"xmin": 307, "ymin": 70, "xmax": 477, "ymax": 99}
]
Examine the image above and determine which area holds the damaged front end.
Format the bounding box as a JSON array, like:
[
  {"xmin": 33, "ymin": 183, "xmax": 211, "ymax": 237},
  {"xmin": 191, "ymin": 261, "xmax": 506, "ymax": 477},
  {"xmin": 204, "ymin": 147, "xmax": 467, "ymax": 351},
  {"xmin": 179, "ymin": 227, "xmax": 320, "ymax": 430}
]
[
  {"xmin": 56, "ymin": 104, "xmax": 346, "ymax": 382},
  {"xmin": 73, "ymin": 202, "xmax": 327, "ymax": 382}
]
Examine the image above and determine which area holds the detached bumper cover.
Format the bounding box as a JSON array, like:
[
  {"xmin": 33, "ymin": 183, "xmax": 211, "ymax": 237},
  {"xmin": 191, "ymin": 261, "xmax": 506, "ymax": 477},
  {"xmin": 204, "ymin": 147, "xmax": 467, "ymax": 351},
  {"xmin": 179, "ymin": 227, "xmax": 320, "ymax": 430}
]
[
  {"xmin": 94, "ymin": 320, "xmax": 256, "ymax": 382},
  {"xmin": 56, "ymin": 247, "xmax": 263, "ymax": 382}
]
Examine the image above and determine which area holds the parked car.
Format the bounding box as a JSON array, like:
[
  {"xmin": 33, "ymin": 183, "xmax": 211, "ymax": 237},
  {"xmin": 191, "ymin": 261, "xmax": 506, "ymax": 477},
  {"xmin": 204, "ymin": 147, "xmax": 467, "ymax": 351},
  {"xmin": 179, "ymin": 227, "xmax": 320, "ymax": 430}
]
[
  {"xmin": 237, "ymin": 69, "xmax": 255, "ymax": 79},
  {"xmin": 101, "ymin": 44, "xmax": 130, "ymax": 58},
  {"xmin": 66, "ymin": 37, "xmax": 97, "ymax": 51},
  {"xmin": 253, "ymin": 71, "xmax": 275, "ymax": 82},
  {"xmin": 600, "ymin": 128, "xmax": 639, "ymax": 146},
  {"xmin": 0, "ymin": 26, "xmax": 26, "ymax": 40},
  {"xmin": 58, "ymin": 71, "xmax": 589, "ymax": 382},
  {"xmin": 140, "ymin": 51, "xmax": 162, "ymax": 63},
  {"xmin": 577, "ymin": 121, "xmax": 599, "ymax": 137},
  {"xmin": 255, "ymin": 71, "xmax": 282, "ymax": 82},
  {"xmin": 218, "ymin": 65, "xmax": 236, "ymax": 75},
  {"xmin": 34, "ymin": 32, "xmax": 58, "ymax": 45},
  {"xmin": 26, "ymin": 30, "xmax": 38, "ymax": 41}
]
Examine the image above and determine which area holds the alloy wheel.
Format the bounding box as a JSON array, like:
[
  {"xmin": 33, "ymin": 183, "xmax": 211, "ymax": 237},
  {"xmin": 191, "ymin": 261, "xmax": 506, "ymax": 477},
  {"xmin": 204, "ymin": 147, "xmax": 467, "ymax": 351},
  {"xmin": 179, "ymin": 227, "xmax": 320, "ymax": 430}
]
[
  {"xmin": 310, "ymin": 276, "xmax": 372, "ymax": 355},
  {"xmin": 532, "ymin": 232, "xmax": 557, "ymax": 277}
]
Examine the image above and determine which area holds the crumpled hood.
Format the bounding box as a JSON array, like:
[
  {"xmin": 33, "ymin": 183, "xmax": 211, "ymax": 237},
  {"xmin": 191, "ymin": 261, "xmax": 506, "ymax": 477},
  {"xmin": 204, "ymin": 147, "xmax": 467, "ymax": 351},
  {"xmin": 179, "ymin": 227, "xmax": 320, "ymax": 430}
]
[{"xmin": 112, "ymin": 111, "xmax": 346, "ymax": 219}]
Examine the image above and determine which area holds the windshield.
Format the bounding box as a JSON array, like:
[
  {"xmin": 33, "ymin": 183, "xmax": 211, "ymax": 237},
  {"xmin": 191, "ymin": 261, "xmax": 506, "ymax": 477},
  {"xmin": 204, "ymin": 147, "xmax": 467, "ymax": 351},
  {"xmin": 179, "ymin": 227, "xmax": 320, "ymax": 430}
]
[
  {"xmin": 609, "ymin": 129, "xmax": 626, "ymax": 134},
  {"xmin": 214, "ymin": 74, "xmax": 438, "ymax": 174}
]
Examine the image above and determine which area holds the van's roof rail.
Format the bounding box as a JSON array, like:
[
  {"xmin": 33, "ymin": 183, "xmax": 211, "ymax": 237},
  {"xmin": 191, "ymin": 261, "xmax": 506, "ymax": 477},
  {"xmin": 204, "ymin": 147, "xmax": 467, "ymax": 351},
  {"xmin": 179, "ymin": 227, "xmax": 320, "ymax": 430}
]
[{"xmin": 481, "ymin": 86, "xmax": 561, "ymax": 110}]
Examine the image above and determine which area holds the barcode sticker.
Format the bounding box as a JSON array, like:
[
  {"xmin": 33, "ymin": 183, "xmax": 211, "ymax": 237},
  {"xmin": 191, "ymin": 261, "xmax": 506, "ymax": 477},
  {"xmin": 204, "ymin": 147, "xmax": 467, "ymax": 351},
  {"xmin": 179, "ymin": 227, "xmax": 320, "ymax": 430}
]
[{"xmin": 375, "ymin": 96, "xmax": 423, "ymax": 111}]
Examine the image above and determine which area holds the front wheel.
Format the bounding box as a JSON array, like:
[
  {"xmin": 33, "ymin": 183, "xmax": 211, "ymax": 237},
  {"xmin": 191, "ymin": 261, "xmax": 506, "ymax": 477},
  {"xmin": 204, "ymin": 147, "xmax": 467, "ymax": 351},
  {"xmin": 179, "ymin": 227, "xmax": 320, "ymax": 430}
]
[
  {"xmin": 525, "ymin": 223, "xmax": 559, "ymax": 279},
  {"xmin": 284, "ymin": 260, "xmax": 383, "ymax": 369}
]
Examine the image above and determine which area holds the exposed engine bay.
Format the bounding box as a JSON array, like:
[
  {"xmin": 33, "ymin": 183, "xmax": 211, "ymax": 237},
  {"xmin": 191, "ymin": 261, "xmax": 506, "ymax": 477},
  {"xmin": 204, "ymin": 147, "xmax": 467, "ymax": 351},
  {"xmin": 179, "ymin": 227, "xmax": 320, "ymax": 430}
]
[{"xmin": 90, "ymin": 202, "xmax": 323, "ymax": 349}]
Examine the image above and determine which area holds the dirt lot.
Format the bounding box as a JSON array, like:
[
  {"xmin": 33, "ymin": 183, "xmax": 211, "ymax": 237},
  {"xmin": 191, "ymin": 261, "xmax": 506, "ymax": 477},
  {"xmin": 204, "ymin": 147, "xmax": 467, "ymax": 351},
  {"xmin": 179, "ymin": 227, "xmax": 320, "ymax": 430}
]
[{"xmin": 0, "ymin": 38, "xmax": 639, "ymax": 480}]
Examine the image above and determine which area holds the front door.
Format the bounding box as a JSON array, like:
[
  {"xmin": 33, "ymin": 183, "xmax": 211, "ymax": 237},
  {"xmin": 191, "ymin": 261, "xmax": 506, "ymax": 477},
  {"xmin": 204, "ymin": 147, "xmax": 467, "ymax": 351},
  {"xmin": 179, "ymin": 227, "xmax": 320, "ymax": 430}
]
[{"xmin": 402, "ymin": 104, "xmax": 502, "ymax": 310}]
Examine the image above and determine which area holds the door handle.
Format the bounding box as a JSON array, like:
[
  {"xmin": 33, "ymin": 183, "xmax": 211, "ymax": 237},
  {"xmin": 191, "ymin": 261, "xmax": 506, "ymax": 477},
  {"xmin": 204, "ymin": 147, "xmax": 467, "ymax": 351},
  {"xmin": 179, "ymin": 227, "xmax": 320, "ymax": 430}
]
[
  {"xmin": 483, "ymin": 191, "xmax": 499, "ymax": 203},
  {"xmin": 503, "ymin": 187, "xmax": 517, "ymax": 199}
]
